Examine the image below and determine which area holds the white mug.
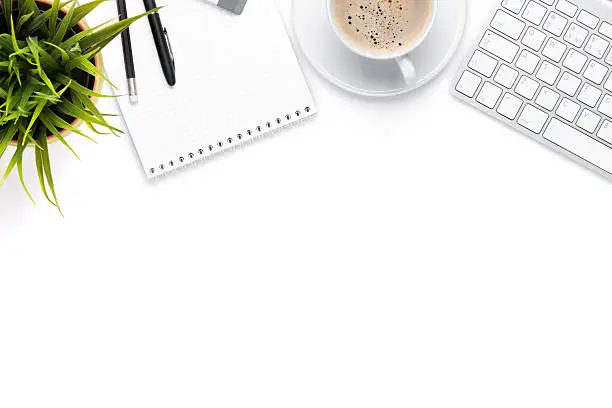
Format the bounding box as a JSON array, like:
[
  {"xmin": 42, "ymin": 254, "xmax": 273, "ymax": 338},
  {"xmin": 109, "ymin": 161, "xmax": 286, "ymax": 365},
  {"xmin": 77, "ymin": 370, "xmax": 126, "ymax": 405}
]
[{"xmin": 327, "ymin": 0, "xmax": 438, "ymax": 84}]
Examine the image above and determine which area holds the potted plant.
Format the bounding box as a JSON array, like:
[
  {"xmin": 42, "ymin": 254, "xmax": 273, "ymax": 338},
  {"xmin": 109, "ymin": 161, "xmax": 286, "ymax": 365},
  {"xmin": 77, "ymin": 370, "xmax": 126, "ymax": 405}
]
[{"xmin": 0, "ymin": 0, "xmax": 150, "ymax": 213}]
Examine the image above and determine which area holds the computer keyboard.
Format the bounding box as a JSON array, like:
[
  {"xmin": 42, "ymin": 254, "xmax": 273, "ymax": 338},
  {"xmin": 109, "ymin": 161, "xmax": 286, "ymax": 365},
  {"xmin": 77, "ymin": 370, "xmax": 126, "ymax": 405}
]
[{"xmin": 452, "ymin": 0, "xmax": 612, "ymax": 179}]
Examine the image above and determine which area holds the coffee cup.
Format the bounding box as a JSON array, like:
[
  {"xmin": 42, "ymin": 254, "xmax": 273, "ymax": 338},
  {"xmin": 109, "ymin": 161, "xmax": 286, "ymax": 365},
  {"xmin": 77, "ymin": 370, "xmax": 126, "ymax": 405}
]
[{"xmin": 327, "ymin": 0, "xmax": 438, "ymax": 84}]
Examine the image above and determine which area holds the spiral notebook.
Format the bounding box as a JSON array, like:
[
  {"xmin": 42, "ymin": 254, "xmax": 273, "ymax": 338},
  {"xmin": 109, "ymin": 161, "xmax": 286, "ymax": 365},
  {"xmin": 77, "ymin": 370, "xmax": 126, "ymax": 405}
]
[{"xmin": 103, "ymin": 0, "xmax": 316, "ymax": 178}]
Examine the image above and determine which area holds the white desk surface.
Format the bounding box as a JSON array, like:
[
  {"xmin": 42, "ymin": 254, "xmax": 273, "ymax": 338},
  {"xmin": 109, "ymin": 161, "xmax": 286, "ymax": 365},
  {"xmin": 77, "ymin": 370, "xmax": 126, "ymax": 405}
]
[{"xmin": 2, "ymin": 1, "xmax": 611, "ymax": 407}]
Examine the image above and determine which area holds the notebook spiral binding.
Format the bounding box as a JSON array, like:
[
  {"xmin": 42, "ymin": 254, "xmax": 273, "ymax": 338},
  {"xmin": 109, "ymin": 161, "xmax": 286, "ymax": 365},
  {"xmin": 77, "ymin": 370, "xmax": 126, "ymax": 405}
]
[{"xmin": 148, "ymin": 106, "xmax": 313, "ymax": 177}]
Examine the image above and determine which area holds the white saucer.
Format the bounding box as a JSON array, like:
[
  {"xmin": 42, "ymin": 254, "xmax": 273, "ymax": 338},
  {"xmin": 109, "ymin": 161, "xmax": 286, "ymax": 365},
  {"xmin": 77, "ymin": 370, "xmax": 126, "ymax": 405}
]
[{"xmin": 292, "ymin": 0, "xmax": 467, "ymax": 97}]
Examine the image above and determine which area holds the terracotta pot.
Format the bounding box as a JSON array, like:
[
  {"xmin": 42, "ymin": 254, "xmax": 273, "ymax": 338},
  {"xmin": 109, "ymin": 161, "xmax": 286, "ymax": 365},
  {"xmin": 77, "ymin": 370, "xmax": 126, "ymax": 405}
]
[{"xmin": 8, "ymin": 0, "xmax": 103, "ymax": 146}]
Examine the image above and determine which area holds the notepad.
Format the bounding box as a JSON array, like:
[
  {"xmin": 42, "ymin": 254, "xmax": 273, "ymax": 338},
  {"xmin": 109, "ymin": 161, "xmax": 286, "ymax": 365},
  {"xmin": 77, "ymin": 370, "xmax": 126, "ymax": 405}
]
[{"xmin": 103, "ymin": 0, "xmax": 316, "ymax": 178}]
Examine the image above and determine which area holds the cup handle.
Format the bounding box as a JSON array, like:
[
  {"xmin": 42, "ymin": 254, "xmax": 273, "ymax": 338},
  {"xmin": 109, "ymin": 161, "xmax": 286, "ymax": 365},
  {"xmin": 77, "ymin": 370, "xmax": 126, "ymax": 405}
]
[{"xmin": 396, "ymin": 55, "xmax": 417, "ymax": 84}]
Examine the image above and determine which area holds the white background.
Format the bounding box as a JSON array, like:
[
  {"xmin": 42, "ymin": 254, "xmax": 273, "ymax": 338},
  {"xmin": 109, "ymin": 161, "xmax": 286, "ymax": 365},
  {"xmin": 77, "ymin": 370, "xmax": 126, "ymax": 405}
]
[{"xmin": 2, "ymin": 0, "xmax": 612, "ymax": 407}]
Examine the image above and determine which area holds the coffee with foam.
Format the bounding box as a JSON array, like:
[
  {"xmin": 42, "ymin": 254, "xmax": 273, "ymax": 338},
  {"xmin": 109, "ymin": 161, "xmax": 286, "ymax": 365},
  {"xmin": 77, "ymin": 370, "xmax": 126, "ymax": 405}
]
[{"xmin": 332, "ymin": 0, "xmax": 433, "ymax": 55}]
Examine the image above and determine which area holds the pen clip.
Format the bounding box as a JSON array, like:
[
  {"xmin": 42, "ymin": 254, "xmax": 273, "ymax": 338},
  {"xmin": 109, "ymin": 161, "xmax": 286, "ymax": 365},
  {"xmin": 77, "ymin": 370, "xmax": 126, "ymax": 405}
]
[{"xmin": 163, "ymin": 28, "xmax": 175, "ymax": 69}]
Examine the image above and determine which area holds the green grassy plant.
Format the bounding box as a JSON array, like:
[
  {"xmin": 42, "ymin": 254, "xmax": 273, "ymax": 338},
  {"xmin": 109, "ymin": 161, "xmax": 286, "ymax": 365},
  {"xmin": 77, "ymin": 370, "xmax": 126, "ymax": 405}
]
[{"xmin": 0, "ymin": 0, "xmax": 151, "ymax": 213}]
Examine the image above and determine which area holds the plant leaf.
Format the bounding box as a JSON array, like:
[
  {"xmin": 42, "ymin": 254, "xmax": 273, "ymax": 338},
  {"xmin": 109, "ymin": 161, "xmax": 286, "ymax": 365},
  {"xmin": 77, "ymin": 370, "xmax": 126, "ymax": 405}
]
[
  {"xmin": 78, "ymin": 8, "xmax": 160, "ymax": 51},
  {"xmin": 2, "ymin": 0, "xmax": 11, "ymax": 27},
  {"xmin": 48, "ymin": 0, "xmax": 60, "ymax": 37},
  {"xmin": 34, "ymin": 127, "xmax": 56, "ymax": 208},
  {"xmin": 39, "ymin": 109, "xmax": 79, "ymax": 159},
  {"xmin": 51, "ymin": 0, "xmax": 76, "ymax": 44},
  {"xmin": 38, "ymin": 128, "xmax": 62, "ymax": 215},
  {"xmin": 0, "ymin": 132, "xmax": 27, "ymax": 187},
  {"xmin": 17, "ymin": 154, "xmax": 35, "ymax": 204}
]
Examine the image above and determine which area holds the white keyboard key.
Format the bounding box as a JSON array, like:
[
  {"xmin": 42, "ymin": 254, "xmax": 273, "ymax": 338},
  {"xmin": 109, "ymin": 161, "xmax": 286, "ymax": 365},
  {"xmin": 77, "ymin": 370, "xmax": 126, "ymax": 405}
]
[
  {"xmin": 494, "ymin": 64, "xmax": 519, "ymax": 87},
  {"xmin": 535, "ymin": 87, "xmax": 560, "ymax": 110},
  {"xmin": 516, "ymin": 49, "xmax": 541, "ymax": 73},
  {"xmin": 480, "ymin": 30, "xmax": 520, "ymax": 63},
  {"xmin": 555, "ymin": 0, "xmax": 577, "ymax": 18},
  {"xmin": 585, "ymin": 34, "xmax": 609, "ymax": 59},
  {"xmin": 456, "ymin": 71, "xmax": 482, "ymax": 97},
  {"xmin": 577, "ymin": 10, "xmax": 599, "ymax": 29},
  {"xmin": 543, "ymin": 12, "xmax": 568, "ymax": 36},
  {"xmin": 497, "ymin": 93, "xmax": 523, "ymax": 119},
  {"xmin": 564, "ymin": 23, "xmax": 589, "ymax": 48},
  {"xmin": 522, "ymin": 27, "xmax": 546, "ymax": 51},
  {"xmin": 563, "ymin": 49, "xmax": 587, "ymax": 73},
  {"xmin": 491, "ymin": 10, "xmax": 526, "ymax": 40},
  {"xmin": 584, "ymin": 60, "xmax": 608, "ymax": 84},
  {"xmin": 577, "ymin": 83, "xmax": 602, "ymax": 107},
  {"xmin": 544, "ymin": 119, "xmax": 612, "ymax": 173},
  {"xmin": 604, "ymin": 74, "xmax": 612, "ymax": 92},
  {"xmin": 502, "ymin": 0, "xmax": 526, "ymax": 14},
  {"xmin": 542, "ymin": 37, "xmax": 567, "ymax": 62},
  {"xmin": 598, "ymin": 94, "xmax": 612, "ymax": 118},
  {"xmin": 597, "ymin": 120, "xmax": 612, "ymax": 144},
  {"xmin": 518, "ymin": 104, "xmax": 549, "ymax": 133},
  {"xmin": 599, "ymin": 22, "xmax": 612, "ymax": 41},
  {"xmin": 523, "ymin": 1, "xmax": 547, "ymax": 25},
  {"xmin": 576, "ymin": 109, "xmax": 601, "ymax": 133},
  {"xmin": 556, "ymin": 98, "xmax": 581, "ymax": 122},
  {"xmin": 557, "ymin": 71, "xmax": 581, "ymax": 96},
  {"xmin": 516, "ymin": 75, "xmax": 540, "ymax": 99},
  {"xmin": 468, "ymin": 50, "xmax": 498, "ymax": 77},
  {"xmin": 476, "ymin": 82, "xmax": 503, "ymax": 108},
  {"xmin": 536, "ymin": 61, "xmax": 561, "ymax": 85}
]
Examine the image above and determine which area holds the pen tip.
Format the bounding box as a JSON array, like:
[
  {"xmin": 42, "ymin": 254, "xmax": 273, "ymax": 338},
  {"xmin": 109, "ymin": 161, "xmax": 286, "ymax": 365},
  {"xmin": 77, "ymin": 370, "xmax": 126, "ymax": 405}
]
[{"xmin": 129, "ymin": 94, "xmax": 138, "ymax": 104}]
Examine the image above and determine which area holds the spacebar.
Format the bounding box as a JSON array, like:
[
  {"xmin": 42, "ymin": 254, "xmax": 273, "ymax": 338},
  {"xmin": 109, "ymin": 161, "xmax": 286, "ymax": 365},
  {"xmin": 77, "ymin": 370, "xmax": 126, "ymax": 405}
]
[{"xmin": 543, "ymin": 119, "xmax": 612, "ymax": 175}]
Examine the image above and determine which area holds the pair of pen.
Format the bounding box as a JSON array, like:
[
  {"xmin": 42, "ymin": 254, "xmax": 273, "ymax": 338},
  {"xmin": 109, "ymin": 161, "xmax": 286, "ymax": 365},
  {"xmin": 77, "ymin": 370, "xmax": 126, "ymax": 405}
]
[{"xmin": 117, "ymin": 0, "xmax": 175, "ymax": 103}]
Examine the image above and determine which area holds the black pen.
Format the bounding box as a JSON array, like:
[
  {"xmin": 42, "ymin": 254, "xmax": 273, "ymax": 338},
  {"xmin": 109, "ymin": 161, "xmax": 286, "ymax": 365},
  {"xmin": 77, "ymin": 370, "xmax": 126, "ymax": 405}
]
[
  {"xmin": 117, "ymin": 0, "xmax": 138, "ymax": 102},
  {"xmin": 143, "ymin": 0, "xmax": 176, "ymax": 86}
]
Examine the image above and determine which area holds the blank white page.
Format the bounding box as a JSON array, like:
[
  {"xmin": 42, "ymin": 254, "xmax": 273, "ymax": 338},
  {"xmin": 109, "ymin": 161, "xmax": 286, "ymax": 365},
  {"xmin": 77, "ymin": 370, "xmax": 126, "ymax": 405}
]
[{"xmin": 103, "ymin": 0, "xmax": 316, "ymax": 178}]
